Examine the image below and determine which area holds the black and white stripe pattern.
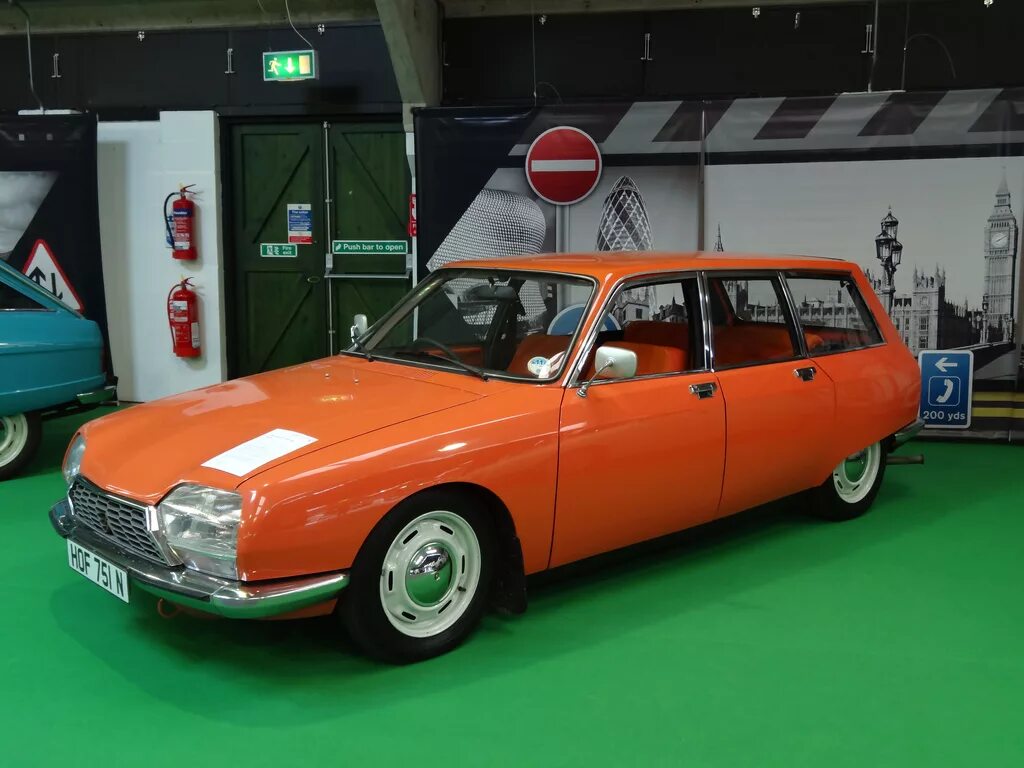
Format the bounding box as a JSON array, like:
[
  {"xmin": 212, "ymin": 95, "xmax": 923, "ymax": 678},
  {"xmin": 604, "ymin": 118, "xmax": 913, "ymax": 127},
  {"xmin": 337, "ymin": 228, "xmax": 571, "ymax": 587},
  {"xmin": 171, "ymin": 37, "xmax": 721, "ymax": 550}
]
[{"xmin": 507, "ymin": 88, "xmax": 1024, "ymax": 160}]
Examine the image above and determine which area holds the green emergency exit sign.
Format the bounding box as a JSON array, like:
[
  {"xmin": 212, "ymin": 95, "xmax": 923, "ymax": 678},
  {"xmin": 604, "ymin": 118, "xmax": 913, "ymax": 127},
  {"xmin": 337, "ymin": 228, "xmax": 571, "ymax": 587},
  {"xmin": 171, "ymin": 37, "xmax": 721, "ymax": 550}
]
[
  {"xmin": 263, "ymin": 50, "xmax": 318, "ymax": 82},
  {"xmin": 260, "ymin": 243, "xmax": 297, "ymax": 257}
]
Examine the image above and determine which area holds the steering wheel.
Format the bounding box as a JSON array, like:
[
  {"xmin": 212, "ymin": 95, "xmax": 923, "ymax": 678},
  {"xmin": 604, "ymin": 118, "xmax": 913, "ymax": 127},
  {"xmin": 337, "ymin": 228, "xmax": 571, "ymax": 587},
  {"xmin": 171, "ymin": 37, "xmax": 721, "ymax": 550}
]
[{"xmin": 411, "ymin": 336, "xmax": 464, "ymax": 363}]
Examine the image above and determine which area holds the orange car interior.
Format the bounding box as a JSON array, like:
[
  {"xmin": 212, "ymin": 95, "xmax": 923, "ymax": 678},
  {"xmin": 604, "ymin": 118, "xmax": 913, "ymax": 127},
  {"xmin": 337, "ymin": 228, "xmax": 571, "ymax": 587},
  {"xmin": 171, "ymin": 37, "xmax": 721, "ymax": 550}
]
[
  {"xmin": 574, "ymin": 320, "xmax": 692, "ymax": 379},
  {"xmin": 620, "ymin": 321, "xmax": 690, "ymax": 374},
  {"xmin": 624, "ymin": 319, "xmax": 689, "ymax": 350},
  {"xmin": 505, "ymin": 285, "xmax": 843, "ymax": 379},
  {"xmin": 713, "ymin": 323, "xmax": 824, "ymax": 367},
  {"xmin": 801, "ymin": 324, "xmax": 876, "ymax": 351},
  {"xmin": 511, "ymin": 322, "xmax": 825, "ymax": 380},
  {"xmin": 449, "ymin": 345, "xmax": 486, "ymax": 366}
]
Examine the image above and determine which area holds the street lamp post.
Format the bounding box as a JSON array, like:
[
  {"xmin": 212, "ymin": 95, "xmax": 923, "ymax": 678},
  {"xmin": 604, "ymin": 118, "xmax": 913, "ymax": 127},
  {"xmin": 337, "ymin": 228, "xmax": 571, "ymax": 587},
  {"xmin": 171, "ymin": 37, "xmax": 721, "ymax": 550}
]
[{"xmin": 875, "ymin": 208, "xmax": 903, "ymax": 314}]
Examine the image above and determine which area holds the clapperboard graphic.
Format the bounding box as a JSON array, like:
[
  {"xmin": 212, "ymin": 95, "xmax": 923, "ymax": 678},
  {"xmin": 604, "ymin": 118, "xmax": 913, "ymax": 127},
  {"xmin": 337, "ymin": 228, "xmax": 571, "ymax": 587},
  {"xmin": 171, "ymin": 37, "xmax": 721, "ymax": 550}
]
[{"xmin": 498, "ymin": 88, "xmax": 1024, "ymax": 162}]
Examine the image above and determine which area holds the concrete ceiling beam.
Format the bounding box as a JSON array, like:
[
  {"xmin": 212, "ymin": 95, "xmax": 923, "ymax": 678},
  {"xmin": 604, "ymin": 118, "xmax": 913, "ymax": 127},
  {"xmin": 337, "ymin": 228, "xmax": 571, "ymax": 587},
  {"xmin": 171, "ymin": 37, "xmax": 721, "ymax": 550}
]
[
  {"xmin": 0, "ymin": 0, "xmax": 377, "ymax": 35},
  {"xmin": 375, "ymin": 0, "xmax": 440, "ymax": 128}
]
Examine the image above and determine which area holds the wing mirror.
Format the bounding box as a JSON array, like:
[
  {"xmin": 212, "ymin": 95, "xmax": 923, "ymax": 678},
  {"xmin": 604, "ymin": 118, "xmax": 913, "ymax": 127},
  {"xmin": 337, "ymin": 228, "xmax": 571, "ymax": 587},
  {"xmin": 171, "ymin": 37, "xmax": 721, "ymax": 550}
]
[
  {"xmin": 577, "ymin": 345, "xmax": 638, "ymax": 398},
  {"xmin": 350, "ymin": 313, "xmax": 368, "ymax": 343}
]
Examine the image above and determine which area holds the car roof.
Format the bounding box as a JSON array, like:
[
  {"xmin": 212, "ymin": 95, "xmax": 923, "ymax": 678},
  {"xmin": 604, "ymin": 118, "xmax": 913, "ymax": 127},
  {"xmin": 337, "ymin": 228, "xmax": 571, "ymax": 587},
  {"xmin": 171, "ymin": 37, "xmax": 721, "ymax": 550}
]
[{"xmin": 442, "ymin": 251, "xmax": 855, "ymax": 280}]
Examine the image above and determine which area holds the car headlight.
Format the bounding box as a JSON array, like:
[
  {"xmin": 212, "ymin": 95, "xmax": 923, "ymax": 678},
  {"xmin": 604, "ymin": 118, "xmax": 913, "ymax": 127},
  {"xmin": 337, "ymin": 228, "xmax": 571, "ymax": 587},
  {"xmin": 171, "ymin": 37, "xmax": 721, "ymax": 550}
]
[
  {"xmin": 63, "ymin": 435, "xmax": 86, "ymax": 486},
  {"xmin": 157, "ymin": 485, "xmax": 242, "ymax": 579}
]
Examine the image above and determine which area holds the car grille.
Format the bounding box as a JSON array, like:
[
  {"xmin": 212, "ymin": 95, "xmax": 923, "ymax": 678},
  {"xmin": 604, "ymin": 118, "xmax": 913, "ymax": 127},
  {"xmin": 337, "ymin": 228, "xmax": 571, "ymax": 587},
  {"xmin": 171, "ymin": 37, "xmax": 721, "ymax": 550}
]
[{"xmin": 69, "ymin": 479, "xmax": 169, "ymax": 565}]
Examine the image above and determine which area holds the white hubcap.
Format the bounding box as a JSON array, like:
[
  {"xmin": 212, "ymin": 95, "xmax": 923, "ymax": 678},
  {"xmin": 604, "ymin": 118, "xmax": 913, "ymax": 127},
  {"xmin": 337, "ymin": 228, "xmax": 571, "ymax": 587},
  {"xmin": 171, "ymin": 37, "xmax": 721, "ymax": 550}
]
[
  {"xmin": 832, "ymin": 442, "xmax": 881, "ymax": 504},
  {"xmin": 0, "ymin": 414, "xmax": 30, "ymax": 468},
  {"xmin": 379, "ymin": 510, "xmax": 481, "ymax": 639}
]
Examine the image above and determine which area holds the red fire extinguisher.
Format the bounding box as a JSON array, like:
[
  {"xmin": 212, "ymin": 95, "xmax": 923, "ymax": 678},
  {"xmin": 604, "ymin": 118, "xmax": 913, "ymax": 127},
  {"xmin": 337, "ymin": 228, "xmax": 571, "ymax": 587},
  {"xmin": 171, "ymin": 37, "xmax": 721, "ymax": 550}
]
[
  {"xmin": 167, "ymin": 278, "xmax": 201, "ymax": 358},
  {"xmin": 164, "ymin": 185, "xmax": 198, "ymax": 261}
]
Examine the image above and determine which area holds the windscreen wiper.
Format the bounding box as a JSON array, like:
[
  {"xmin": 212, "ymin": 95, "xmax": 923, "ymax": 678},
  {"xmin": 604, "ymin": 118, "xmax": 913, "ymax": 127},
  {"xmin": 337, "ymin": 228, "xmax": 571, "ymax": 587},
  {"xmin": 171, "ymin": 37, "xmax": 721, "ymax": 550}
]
[
  {"xmin": 349, "ymin": 337, "xmax": 374, "ymax": 362},
  {"xmin": 394, "ymin": 350, "xmax": 489, "ymax": 380}
]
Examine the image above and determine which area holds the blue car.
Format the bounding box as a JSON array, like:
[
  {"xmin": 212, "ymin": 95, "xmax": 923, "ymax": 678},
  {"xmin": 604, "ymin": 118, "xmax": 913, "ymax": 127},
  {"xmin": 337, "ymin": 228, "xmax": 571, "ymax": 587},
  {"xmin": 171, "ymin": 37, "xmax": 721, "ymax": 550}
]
[{"xmin": 0, "ymin": 259, "xmax": 114, "ymax": 479}]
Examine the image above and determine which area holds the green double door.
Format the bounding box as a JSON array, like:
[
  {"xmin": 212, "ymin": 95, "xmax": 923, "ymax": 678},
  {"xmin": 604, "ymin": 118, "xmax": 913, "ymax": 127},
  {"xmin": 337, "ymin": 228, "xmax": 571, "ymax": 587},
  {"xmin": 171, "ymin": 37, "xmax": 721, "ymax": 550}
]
[{"xmin": 230, "ymin": 122, "xmax": 410, "ymax": 377}]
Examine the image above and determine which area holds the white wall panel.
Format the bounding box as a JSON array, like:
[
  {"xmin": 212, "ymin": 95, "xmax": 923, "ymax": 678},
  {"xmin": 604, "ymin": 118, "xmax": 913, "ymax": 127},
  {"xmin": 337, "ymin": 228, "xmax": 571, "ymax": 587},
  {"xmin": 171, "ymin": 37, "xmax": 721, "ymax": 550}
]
[{"xmin": 97, "ymin": 112, "xmax": 226, "ymax": 402}]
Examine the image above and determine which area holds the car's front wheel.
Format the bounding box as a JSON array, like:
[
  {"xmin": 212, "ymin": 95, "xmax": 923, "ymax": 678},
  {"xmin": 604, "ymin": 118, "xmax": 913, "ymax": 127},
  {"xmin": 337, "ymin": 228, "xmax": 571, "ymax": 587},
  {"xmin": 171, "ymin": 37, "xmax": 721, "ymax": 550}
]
[
  {"xmin": 0, "ymin": 412, "xmax": 42, "ymax": 481},
  {"xmin": 807, "ymin": 441, "xmax": 886, "ymax": 521},
  {"xmin": 342, "ymin": 489, "xmax": 495, "ymax": 663}
]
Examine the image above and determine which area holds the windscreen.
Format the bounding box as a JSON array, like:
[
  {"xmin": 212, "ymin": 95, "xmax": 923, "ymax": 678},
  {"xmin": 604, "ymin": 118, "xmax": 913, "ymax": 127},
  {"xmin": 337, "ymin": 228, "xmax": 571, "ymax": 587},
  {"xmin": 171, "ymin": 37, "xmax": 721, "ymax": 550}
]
[{"xmin": 354, "ymin": 268, "xmax": 596, "ymax": 381}]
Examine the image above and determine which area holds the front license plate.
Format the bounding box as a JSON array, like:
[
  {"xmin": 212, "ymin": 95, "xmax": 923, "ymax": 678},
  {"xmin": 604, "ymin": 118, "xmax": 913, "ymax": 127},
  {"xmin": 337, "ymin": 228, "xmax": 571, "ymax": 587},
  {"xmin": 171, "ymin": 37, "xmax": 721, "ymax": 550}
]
[{"xmin": 67, "ymin": 540, "xmax": 130, "ymax": 603}]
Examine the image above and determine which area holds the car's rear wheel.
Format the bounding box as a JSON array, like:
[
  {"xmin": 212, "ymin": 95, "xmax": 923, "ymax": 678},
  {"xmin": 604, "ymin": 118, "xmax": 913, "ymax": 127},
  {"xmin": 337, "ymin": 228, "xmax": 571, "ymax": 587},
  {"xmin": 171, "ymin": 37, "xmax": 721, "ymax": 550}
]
[
  {"xmin": 807, "ymin": 441, "xmax": 886, "ymax": 521},
  {"xmin": 0, "ymin": 412, "xmax": 42, "ymax": 481},
  {"xmin": 342, "ymin": 489, "xmax": 495, "ymax": 664}
]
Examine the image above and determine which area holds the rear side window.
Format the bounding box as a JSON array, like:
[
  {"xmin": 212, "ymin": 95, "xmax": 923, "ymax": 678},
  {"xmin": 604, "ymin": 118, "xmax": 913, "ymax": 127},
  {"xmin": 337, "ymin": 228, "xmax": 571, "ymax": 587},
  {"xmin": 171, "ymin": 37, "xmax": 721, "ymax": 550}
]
[
  {"xmin": 786, "ymin": 273, "xmax": 883, "ymax": 353},
  {"xmin": 708, "ymin": 275, "xmax": 800, "ymax": 368},
  {"xmin": 0, "ymin": 282, "xmax": 44, "ymax": 311}
]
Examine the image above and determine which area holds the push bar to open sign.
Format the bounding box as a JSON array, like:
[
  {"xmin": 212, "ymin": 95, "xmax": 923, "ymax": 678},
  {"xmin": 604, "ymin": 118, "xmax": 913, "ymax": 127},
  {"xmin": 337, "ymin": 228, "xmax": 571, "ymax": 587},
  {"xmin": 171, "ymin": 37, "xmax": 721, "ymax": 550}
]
[
  {"xmin": 331, "ymin": 240, "xmax": 408, "ymax": 255},
  {"xmin": 325, "ymin": 271, "xmax": 411, "ymax": 281}
]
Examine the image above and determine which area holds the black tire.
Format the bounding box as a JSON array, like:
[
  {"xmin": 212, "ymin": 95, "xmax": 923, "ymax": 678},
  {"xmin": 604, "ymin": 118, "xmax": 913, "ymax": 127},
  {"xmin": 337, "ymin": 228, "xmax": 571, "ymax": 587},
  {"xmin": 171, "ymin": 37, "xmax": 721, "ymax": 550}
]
[
  {"xmin": 342, "ymin": 489, "xmax": 495, "ymax": 664},
  {"xmin": 0, "ymin": 412, "xmax": 42, "ymax": 481},
  {"xmin": 805, "ymin": 441, "xmax": 887, "ymax": 522}
]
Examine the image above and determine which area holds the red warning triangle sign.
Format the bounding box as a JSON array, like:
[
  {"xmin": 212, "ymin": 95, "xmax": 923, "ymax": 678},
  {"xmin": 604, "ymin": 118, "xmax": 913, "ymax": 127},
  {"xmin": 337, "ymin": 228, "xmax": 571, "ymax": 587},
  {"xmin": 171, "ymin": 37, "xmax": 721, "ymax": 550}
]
[{"xmin": 21, "ymin": 239, "xmax": 84, "ymax": 312}]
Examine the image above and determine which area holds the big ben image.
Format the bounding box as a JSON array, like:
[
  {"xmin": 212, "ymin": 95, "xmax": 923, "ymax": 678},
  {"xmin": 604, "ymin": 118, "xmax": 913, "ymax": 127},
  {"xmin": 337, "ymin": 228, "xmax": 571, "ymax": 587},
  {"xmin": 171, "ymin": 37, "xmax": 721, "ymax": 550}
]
[{"xmin": 982, "ymin": 173, "xmax": 1018, "ymax": 343}]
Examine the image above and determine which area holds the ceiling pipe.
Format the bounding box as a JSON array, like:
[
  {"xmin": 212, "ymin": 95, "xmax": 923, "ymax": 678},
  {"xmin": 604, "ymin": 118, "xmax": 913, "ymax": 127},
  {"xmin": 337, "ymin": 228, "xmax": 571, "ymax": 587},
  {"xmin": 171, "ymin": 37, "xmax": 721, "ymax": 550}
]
[{"xmin": 7, "ymin": 0, "xmax": 44, "ymax": 111}]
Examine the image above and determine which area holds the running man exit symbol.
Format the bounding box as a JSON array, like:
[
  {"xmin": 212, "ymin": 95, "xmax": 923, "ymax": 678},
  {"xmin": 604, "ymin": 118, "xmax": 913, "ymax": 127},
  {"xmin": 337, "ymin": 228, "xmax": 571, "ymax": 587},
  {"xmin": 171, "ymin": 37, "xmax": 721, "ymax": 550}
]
[
  {"xmin": 262, "ymin": 50, "xmax": 317, "ymax": 82},
  {"xmin": 918, "ymin": 350, "xmax": 974, "ymax": 429}
]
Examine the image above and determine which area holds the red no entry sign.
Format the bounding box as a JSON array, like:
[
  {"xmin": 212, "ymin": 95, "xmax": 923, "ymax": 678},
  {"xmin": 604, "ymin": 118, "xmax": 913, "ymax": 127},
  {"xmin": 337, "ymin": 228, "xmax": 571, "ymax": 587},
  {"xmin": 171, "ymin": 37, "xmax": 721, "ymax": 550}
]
[{"xmin": 525, "ymin": 126, "xmax": 602, "ymax": 206}]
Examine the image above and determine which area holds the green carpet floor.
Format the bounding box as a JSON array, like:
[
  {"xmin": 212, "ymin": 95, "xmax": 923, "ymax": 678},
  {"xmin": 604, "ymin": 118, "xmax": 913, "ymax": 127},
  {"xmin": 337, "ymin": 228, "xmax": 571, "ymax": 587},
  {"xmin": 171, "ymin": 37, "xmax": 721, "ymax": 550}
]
[{"xmin": 2, "ymin": 408, "xmax": 1022, "ymax": 767}]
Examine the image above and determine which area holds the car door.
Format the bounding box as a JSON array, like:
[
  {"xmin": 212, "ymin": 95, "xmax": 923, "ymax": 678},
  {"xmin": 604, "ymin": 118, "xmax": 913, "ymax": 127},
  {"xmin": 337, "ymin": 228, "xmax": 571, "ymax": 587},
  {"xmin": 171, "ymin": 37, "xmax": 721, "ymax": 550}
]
[
  {"xmin": 707, "ymin": 271, "xmax": 836, "ymax": 518},
  {"xmin": 550, "ymin": 275, "xmax": 726, "ymax": 568}
]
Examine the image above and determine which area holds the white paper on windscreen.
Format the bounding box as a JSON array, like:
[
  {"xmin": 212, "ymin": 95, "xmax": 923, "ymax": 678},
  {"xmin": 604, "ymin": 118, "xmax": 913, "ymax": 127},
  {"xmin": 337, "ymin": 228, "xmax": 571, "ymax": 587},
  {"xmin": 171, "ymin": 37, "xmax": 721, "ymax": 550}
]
[{"xmin": 201, "ymin": 429, "xmax": 318, "ymax": 477}]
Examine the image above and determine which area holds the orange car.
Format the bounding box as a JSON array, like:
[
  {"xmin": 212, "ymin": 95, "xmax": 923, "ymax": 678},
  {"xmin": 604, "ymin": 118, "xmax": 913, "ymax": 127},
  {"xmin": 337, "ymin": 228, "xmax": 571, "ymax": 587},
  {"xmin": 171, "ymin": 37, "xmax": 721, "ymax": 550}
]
[{"xmin": 51, "ymin": 252, "xmax": 922, "ymax": 662}]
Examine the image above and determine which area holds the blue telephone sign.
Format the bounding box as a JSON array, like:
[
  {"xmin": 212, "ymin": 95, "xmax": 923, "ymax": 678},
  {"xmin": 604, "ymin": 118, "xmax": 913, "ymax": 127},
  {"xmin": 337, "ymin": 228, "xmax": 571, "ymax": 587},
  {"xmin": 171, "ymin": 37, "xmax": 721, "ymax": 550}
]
[{"xmin": 918, "ymin": 349, "xmax": 974, "ymax": 429}]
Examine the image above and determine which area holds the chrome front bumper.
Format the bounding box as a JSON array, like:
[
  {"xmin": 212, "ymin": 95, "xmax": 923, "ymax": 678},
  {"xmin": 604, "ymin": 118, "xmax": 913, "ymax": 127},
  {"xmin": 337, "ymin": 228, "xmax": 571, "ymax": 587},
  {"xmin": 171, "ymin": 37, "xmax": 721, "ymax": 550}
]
[
  {"xmin": 893, "ymin": 418, "xmax": 925, "ymax": 448},
  {"xmin": 50, "ymin": 500, "xmax": 348, "ymax": 619}
]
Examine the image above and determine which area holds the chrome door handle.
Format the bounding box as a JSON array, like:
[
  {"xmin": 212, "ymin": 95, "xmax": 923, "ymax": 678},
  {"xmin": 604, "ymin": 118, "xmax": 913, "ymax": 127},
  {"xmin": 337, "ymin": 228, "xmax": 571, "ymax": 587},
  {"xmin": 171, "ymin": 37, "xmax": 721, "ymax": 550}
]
[
  {"xmin": 794, "ymin": 366, "xmax": 817, "ymax": 382},
  {"xmin": 689, "ymin": 382, "xmax": 717, "ymax": 399}
]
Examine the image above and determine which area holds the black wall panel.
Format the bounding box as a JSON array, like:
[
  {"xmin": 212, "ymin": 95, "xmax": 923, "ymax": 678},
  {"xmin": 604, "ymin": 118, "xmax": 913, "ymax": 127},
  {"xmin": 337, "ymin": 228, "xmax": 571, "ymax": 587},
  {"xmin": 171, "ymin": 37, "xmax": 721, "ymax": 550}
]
[
  {"xmin": 443, "ymin": 1, "xmax": 1024, "ymax": 106},
  {"xmin": 445, "ymin": 12, "xmax": 645, "ymax": 104},
  {"xmin": 873, "ymin": 1, "xmax": 1024, "ymax": 93},
  {"xmin": 645, "ymin": 4, "xmax": 872, "ymax": 99},
  {"xmin": 0, "ymin": 23, "xmax": 400, "ymax": 116},
  {"xmin": 532, "ymin": 13, "xmax": 645, "ymax": 101},
  {"xmin": 66, "ymin": 30, "xmax": 231, "ymax": 111},
  {"xmin": 443, "ymin": 16, "xmax": 535, "ymax": 103}
]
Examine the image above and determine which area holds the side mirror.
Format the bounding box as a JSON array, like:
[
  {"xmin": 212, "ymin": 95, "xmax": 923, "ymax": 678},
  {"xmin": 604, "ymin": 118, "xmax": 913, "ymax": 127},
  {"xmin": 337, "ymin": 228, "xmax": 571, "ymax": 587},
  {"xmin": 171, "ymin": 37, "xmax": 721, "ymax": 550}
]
[
  {"xmin": 578, "ymin": 345, "xmax": 638, "ymax": 398},
  {"xmin": 350, "ymin": 313, "xmax": 368, "ymax": 343}
]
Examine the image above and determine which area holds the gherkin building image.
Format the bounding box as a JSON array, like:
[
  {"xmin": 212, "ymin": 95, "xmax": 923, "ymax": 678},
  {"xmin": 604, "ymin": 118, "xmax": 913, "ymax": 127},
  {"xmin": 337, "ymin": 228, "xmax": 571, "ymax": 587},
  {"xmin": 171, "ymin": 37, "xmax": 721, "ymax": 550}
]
[
  {"xmin": 597, "ymin": 176, "xmax": 654, "ymax": 325},
  {"xmin": 596, "ymin": 176, "xmax": 654, "ymax": 252}
]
